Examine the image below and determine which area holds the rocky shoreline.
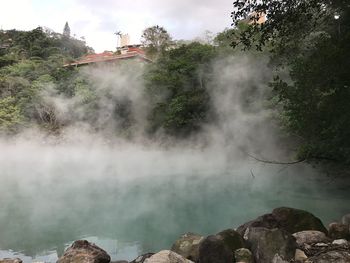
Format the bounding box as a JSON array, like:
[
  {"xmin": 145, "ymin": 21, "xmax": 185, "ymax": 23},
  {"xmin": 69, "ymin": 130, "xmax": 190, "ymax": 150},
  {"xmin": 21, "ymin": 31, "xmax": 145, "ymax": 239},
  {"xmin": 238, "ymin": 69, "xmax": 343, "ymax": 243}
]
[{"xmin": 1, "ymin": 207, "xmax": 350, "ymax": 263}]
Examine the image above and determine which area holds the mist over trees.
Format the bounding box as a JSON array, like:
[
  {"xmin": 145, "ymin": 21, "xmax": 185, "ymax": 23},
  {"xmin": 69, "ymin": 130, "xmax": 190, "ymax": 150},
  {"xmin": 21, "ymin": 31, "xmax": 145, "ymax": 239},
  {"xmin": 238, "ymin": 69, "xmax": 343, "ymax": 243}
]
[
  {"xmin": 0, "ymin": 2, "xmax": 349, "ymax": 168},
  {"xmin": 232, "ymin": 0, "xmax": 350, "ymax": 164}
]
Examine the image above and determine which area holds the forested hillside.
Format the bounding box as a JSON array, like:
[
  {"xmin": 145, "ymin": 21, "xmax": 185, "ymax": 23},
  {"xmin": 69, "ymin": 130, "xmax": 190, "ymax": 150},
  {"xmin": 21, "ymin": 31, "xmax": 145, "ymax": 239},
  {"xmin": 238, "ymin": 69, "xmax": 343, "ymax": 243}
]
[{"xmin": 1, "ymin": 0, "xmax": 350, "ymax": 167}]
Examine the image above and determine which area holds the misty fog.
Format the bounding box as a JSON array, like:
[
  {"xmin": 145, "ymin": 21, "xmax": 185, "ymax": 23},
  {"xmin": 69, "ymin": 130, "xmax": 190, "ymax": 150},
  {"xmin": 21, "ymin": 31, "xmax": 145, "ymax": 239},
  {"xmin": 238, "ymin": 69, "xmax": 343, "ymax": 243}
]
[{"xmin": 1, "ymin": 55, "xmax": 349, "ymax": 262}]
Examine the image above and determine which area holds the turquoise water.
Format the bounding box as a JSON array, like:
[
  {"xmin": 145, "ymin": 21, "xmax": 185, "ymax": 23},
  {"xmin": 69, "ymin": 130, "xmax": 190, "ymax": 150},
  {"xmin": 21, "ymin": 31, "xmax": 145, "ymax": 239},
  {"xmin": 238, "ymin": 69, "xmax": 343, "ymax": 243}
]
[{"xmin": 0, "ymin": 144, "xmax": 349, "ymax": 262}]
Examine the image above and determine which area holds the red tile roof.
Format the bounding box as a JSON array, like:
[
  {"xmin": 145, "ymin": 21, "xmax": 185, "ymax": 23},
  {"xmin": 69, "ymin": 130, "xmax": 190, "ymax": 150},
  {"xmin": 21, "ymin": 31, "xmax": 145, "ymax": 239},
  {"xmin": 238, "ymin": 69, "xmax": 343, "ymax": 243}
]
[{"xmin": 64, "ymin": 48, "xmax": 151, "ymax": 67}]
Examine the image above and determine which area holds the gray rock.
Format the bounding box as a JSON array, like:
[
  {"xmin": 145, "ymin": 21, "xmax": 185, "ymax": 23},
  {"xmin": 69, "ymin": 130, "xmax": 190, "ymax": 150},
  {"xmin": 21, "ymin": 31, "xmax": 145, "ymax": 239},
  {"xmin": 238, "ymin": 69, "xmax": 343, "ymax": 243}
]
[
  {"xmin": 144, "ymin": 250, "xmax": 193, "ymax": 263},
  {"xmin": 314, "ymin": 243, "xmax": 328, "ymax": 247},
  {"xmin": 272, "ymin": 207, "xmax": 327, "ymax": 234},
  {"xmin": 237, "ymin": 207, "xmax": 327, "ymax": 237},
  {"xmin": 246, "ymin": 227, "xmax": 296, "ymax": 263},
  {"xmin": 234, "ymin": 248, "xmax": 253, "ymax": 263},
  {"xmin": 171, "ymin": 232, "xmax": 203, "ymax": 262},
  {"xmin": 198, "ymin": 235, "xmax": 233, "ymax": 263},
  {"xmin": 57, "ymin": 240, "xmax": 111, "ymax": 263},
  {"xmin": 295, "ymin": 249, "xmax": 308, "ymax": 262},
  {"xmin": 332, "ymin": 239, "xmax": 349, "ymax": 246},
  {"xmin": 130, "ymin": 253, "xmax": 154, "ymax": 263},
  {"xmin": 341, "ymin": 214, "xmax": 350, "ymax": 226},
  {"xmin": 305, "ymin": 250, "xmax": 350, "ymax": 263},
  {"xmin": 329, "ymin": 222, "xmax": 350, "ymax": 240},
  {"xmin": 0, "ymin": 259, "xmax": 22, "ymax": 263},
  {"xmin": 111, "ymin": 261, "xmax": 128, "ymax": 263},
  {"xmin": 272, "ymin": 254, "xmax": 289, "ymax": 263},
  {"xmin": 292, "ymin": 231, "xmax": 329, "ymax": 246}
]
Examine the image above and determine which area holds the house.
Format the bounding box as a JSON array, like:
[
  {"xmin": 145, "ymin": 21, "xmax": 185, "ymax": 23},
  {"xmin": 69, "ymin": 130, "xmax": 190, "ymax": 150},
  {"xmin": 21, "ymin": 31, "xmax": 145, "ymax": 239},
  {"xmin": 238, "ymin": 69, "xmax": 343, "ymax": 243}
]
[{"xmin": 63, "ymin": 45, "xmax": 151, "ymax": 67}]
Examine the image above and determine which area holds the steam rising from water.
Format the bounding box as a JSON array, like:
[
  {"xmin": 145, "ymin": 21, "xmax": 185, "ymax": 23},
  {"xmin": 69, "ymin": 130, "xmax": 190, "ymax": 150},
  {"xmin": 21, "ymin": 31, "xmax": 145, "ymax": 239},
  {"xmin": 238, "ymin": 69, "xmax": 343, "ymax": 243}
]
[{"xmin": 1, "ymin": 55, "xmax": 349, "ymax": 262}]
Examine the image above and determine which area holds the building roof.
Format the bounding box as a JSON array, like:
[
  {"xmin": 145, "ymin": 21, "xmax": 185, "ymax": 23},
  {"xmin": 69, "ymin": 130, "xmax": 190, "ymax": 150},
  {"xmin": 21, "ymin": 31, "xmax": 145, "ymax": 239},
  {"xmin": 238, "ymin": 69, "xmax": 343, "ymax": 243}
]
[{"xmin": 64, "ymin": 47, "xmax": 151, "ymax": 67}]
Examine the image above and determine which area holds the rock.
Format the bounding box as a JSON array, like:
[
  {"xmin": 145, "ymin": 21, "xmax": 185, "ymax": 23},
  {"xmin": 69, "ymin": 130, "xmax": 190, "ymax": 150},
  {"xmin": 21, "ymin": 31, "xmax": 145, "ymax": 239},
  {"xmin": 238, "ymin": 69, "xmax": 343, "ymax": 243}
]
[
  {"xmin": 0, "ymin": 259, "xmax": 22, "ymax": 263},
  {"xmin": 292, "ymin": 231, "xmax": 329, "ymax": 246},
  {"xmin": 305, "ymin": 250, "xmax": 350, "ymax": 263},
  {"xmin": 272, "ymin": 207, "xmax": 327, "ymax": 234},
  {"xmin": 234, "ymin": 248, "xmax": 253, "ymax": 263},
  {"xmin": 341, "ymin": 214, "xmax": 350, "ymax": 226},
  {"xmin": 314, "ymin": 243, "xmax": 328, "ymax": 247},
  {"xmin": 237, "ymin": 207, "xmax": 327, "ymax": 237},
  {"xmin": 130, "ymin": 253, "xmax": 154, "ymax": 263},
  {"xmin": 144, "ymin": 250, "xmax": 193, "ymax": 263},
  {"xmin": 57, "ymin": 240, "xmax": 111, "ymax": 263},
  {"xmin": 216, "ymin": 229, "xmax": 246, "ymax": 251},
  {"xmin": 332, "ymin": 239, "xmax": 349, "ymax": 246},
  {"xmin": 246, "ymin": 227, "xmax": 296, "ymax": 263},
  {"xmin": 171, "ymin": 232, "xmax": 203, "ymax": 262},
  {"xmin": 295, "ymin": 249, "xmax": 308, "ymax": 262},
  {"xmin": 198, "ymin": 235, "xmax": 233, "ymax": 263},
  {"xmin": 111, "ymin": 261, "xmax": 128, "ymax": 263},
  {"xmin": 272, "ymin": 254, "xmax": 289, "ymax": 263},
  {"xmin": 329, "ymin": 222, "xmax": 350, "ymax": 240},
  {"xmin": 237, "ymin": 213, "xmax": 279, "ymax": 237}
]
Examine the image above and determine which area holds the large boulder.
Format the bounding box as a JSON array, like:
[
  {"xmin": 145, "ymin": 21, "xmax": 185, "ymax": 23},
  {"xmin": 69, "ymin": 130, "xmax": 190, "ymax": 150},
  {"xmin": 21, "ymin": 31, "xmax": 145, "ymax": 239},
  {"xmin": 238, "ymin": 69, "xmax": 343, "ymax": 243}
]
[
  {"xmin": 144, "ymin": 250, "xmax": 193, "ymax": 263},
  {"xmin": 292, "ymin": 231, "xmax": 330, "ymax": 247},
  {"xmin": 216, "ymin": 229, "xmax": 246, "ymax": 251},
  {"xmin": 198, "ymin": 235, "xmax": 233, "ymax": 263},
  {"xmin": 305, "ymin": 250, "xmax": 350, "ymax": 263},
  {"xmin": 0, "ymin": 259, "xmax": 22, "ymax": 263},
  {"xmin": 246, "ymin": 227, "xmax": 296, "ymax": 263},
  {"xmin": 237, "ymin": 207, "xmax": 327, "ymax": 237},
  {"xmin": 328, "ymin": 222, "xmax": 350, "ymax": 240},
  {"xmin": 171, "ymin": 232, "xmax": 203, "ymax": 262},
  {"xmin": 130, "ymin": 253, "xmax": 154, "ymax": 263},
  {"xmin": 272, "ymin": 207, "xmax": 327, "ymax": 234},
  {"xmin": 57, "ymin": 240, "xmax": 111, "ymax": 263}
]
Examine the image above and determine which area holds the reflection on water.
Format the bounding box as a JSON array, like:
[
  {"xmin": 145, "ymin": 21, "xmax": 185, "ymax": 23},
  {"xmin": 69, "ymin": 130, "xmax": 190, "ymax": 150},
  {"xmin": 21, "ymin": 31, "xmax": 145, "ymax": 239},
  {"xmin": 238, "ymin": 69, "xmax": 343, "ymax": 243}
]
[{"xmin": 0, "ymin": 145, "xmax": 350, "ymax": 262}]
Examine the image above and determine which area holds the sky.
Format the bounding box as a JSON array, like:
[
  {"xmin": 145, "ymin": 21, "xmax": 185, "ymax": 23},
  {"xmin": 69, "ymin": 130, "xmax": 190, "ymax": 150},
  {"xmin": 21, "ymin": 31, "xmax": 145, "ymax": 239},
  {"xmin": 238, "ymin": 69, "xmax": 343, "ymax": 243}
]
[{"xmin": 1, "ymin": 0, "xmax": 233, "ymax": 52}]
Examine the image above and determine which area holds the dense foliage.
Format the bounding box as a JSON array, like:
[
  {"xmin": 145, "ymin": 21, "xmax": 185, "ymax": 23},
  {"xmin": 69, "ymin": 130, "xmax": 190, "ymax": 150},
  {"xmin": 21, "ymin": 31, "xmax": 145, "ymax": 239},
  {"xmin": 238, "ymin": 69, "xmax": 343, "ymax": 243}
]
[
  {"xmin": 0, "ymin": 27, "xmax": 92, "ymax": 133},
  {"xmin": 232, "ymin": 0, "xmax": 350, "ymax": 164},
  {"xmin": 145, "ymin": 42, "xmax": 216, "ymax": 137}
]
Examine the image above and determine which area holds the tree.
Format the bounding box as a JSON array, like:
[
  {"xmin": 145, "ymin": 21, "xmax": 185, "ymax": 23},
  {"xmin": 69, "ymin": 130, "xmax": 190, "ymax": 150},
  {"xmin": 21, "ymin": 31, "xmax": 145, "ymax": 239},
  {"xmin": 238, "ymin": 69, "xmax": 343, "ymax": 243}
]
[
  {"xmin": 141, "ymin": 25, "xmax": 172, "ymax": 59},
  {"xmin": 232, "ymin": 0, "xmax": 350, "ymax": 164},
  {"xmin": 63, "ymin": 22, "xmax": 71, "ymax": 38},
  {"xmin": 145, "ymin": 42, "xmax": 216, "ymax": 136}
]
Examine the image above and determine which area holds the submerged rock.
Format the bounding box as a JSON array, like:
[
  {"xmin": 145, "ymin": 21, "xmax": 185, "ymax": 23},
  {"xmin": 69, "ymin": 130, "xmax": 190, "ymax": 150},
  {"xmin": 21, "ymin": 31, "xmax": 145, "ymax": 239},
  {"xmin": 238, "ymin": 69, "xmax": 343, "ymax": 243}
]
[
  {"xmin": 144, "ymin": 250, "xmax": 193, "ymax": 263},
  {"xmin": 329, "ymin": 222, "xmax": 350, "ymax": 240},
  {"xmin": 234, "ymin": 248, "xmax": 253, "ymax": 263},
  {"xmin": 57, "ymin": 240, "xmax": 111, "ymax": 263},
  {"xmin": 237, "ymin": 207, "xmax": 327, "ymax": 237},
  {"xmin": 292, "ymin": 231, "xmax": 329, "ymax": 246},
  {"xmin": 198, "ymin": 235, "xmax": 233, "ymax": 263},
  {"xmin": 246, "ymin": 227, "xmax": 296, "ymax": 263},
  {"xmin": 171, "ymin": 232, "xmax": 203, "ymax": 262}
]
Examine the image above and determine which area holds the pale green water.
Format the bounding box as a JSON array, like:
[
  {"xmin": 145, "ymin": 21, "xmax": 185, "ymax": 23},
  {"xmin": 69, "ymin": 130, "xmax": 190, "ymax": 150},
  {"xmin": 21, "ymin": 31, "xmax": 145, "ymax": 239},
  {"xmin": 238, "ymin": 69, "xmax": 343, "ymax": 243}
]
[{"xmin": 0, "ymin": 144, "xmax": 349, "ymax": 262}]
